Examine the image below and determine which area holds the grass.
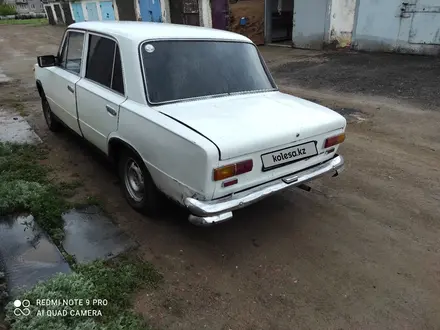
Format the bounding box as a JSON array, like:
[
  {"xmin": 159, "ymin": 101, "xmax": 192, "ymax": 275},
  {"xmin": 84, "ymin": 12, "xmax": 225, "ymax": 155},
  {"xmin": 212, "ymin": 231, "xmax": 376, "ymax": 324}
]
[
  {"xmin": 0, "ymin": 142, "xmax": 72, "ymax": 243},
  {"xmin": 0, "ymin": 141, "xmax": 162, "ymax": 329},
  {"xmin": 0, "ymin": 18, "xmax": 48, "ymax": 26},
  {"xmin": 4, "ymin": 256, "xmax": 162, "ymax": 330},
  {"xmin": 0, "ymin": 4, "xmax": 16, "ymax": 16},
  {"xmin": 12, "ymin": 102, "xmax": 28, "ymax": 117}
]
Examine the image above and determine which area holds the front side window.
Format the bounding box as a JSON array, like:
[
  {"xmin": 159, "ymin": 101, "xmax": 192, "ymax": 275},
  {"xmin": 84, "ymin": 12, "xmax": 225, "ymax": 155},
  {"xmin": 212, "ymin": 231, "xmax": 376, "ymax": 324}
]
[
  {"xmin": 59, "ymin": 31, "xmax": 84, "ymax": 75},
  {"xmin": 86, "ymin": 34, "xmax": 125, "ymax": 94},
  {"xmin": 140, "ymin": 40, "xmax": 276, "ymax": 104}
]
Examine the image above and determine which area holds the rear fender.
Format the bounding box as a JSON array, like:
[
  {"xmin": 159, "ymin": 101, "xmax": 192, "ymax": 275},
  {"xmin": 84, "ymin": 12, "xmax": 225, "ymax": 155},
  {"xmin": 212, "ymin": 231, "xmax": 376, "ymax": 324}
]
[{"xmin": 107, "ymin": 133, "xmax": 205, "ymax": 205}]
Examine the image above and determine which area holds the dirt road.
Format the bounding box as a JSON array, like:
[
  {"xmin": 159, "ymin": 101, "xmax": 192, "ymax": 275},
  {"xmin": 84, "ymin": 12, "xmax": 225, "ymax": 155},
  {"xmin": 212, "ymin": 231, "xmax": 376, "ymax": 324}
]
[{"xmin": 1, "ymin": 25, "xmax": 439, "ymax": 330}]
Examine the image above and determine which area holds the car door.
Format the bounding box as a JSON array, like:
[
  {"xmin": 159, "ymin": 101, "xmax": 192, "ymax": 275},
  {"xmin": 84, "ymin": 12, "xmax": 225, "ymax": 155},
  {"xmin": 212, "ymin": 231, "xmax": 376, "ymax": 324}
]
[
  {"xmin": 44, "ymin": 30, "xmax": 85, "ymax": 136},
  {"xmin": 76, "ymin": 33, "xmax": 127, "ymax": 153}
]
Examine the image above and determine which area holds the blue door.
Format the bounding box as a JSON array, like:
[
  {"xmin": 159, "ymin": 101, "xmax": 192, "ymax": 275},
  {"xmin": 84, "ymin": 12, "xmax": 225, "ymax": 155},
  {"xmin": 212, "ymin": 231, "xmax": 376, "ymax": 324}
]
[
  {"xmin": 99, "ymin": 1, "xmax": 115, "ymax": 21},
  {"xmin": 86, "ymin": 2, "xmax": 100, "ymax": 21},
  {"xmin": 138, "ymin": 0, "xmax": 162, "ymax": 22},
  {"xmin": 71, "ymin": 3, "xmax": 85, "ymax": 22}
]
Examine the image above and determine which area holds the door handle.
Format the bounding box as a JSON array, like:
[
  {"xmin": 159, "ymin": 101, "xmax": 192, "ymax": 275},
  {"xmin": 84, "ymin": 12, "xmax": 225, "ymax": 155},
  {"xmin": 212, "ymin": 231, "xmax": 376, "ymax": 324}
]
[
  {"xmin": 67, "ymin": 85, "xmax": 74, "ymax": 93},
  {"xmin": 106, "ymin": 105, "xmax": 117, "ymax": 116}
]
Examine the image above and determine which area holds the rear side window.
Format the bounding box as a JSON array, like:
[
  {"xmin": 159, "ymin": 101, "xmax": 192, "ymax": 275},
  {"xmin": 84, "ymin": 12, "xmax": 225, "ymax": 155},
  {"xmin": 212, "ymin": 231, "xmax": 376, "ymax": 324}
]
[
  {"xmin": 112, "ymin": 46, "xmax": 124, "ymax": 95},
  {"xmin": 85, "ymin": 34, "xmax": 125, "ymax": 94}
]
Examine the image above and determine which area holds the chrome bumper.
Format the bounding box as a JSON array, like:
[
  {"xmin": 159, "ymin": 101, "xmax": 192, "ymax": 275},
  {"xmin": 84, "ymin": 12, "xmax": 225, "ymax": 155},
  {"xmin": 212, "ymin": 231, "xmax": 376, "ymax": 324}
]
[{"xmin": 185, "ymin": 155, "xmax": 344, "ymax": 226}]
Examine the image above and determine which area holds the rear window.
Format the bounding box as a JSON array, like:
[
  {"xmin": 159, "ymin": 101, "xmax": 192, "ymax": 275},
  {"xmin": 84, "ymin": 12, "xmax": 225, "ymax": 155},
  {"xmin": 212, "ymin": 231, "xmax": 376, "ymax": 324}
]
[{"xmin": 140, "ymin": 40, "xmax": 276, "ymax": 104}]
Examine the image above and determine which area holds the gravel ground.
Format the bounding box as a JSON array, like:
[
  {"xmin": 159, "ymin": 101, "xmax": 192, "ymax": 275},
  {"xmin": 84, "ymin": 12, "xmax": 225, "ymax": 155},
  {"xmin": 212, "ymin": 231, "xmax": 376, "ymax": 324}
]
[{"xmin": 266, "ymin": 48, "xmax": 440, "ymax": 110}]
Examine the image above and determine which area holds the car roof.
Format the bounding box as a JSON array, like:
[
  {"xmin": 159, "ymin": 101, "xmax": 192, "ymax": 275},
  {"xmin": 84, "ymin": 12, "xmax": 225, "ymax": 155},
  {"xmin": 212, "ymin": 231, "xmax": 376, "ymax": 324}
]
[{"xmin": 68, "ymin": 21, "xmax": 252, "ymax": 44}]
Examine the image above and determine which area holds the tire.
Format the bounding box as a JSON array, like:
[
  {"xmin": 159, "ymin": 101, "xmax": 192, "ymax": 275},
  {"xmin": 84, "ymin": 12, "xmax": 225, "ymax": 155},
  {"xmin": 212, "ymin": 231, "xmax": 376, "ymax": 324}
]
[
  {"xmin": 41, "ymin": 96, "xmax": 62, "ymax": 132},
  {"xmin": 118, "ymin": 149, "xmax": 164, "ymax": 216}
]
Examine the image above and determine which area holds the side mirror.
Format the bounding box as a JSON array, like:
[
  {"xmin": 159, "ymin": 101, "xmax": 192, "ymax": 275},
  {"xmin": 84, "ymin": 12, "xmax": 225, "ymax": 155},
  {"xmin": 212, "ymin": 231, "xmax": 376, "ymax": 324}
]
[{"xmin": 37, "ymin": 55, "xmax": 57, "ymax": 68}]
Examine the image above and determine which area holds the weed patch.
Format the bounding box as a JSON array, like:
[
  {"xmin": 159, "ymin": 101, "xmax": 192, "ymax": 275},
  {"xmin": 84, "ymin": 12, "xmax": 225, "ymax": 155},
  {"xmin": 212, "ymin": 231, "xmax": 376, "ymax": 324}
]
[
  {"xmin": 4, "ymin": 257, "xmax": 162, "ymax": 330},
  {"xmin": 0, "ymin": 4, "xmax": 16, "ymax": 16},
  {"xmin": 11, "ymin": 103, "xmax": 27, "ymax": 117}
]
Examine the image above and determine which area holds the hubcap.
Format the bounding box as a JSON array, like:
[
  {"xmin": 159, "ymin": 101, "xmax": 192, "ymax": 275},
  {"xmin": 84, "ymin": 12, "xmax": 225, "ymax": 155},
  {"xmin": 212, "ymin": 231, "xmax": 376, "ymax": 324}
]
[
  {"xmin": 124, "ymin": 158, "xmax": 145, "ymax": 203},
  {"xmin": 43, "ymin": 99, "xmax": 52, "ymax": 126}
]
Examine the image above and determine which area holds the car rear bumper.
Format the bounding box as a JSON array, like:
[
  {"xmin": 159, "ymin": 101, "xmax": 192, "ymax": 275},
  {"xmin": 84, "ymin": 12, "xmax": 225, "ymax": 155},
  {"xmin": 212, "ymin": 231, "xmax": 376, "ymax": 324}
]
[{"xmin": 184, "ymin": 154, "xmax": 345, "ymax": 226}]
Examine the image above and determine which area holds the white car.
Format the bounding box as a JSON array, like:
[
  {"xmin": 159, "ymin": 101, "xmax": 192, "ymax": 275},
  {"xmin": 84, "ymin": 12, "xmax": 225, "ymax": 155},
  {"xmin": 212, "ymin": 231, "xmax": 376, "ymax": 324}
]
[{"xmin": 35, "ymin": 21, "xmax": 346, "ymax": 226}]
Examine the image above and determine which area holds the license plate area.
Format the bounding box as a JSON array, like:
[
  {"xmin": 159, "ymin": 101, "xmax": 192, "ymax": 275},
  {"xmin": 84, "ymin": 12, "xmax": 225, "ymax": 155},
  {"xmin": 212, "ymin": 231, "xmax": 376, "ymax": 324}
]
[{"xmin": 261, "ymin": 141, "xmax": 318, "ymax": 171}]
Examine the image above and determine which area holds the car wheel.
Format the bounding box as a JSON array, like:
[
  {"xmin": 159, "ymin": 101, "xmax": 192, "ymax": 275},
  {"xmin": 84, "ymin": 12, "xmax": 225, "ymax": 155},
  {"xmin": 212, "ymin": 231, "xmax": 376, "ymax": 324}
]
[
  {"xmin": 41, "ymin": 97, "xmax": 62, "ymax": 132},
  {"xmin": 118, "ymin": 149, "xmax": 164, "ymax": 216}
]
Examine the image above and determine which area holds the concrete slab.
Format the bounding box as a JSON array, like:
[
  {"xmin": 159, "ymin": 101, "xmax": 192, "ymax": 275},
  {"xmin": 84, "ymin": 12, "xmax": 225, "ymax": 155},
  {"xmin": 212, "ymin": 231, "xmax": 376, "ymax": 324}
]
[
  {"xmin": 0, "ymin": 109, "xmax": 41, "ymax": 144},
  {"xmin": 62, "ymin": 206, "xmax": 138, "ymax": 264},
  {"xmin": 0, "ymin": 215, "xmax": 71, "ymax": 297}
]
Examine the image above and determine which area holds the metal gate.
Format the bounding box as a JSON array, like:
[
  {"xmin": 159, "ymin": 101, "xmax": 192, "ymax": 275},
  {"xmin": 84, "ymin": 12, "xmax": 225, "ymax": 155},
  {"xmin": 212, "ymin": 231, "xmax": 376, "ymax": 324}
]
[
  {"xmin": 71, "ymin": 3, "xmax": 85, "ymax": 22},
  {"xmin": 405, "ymin": 0, "xmax": 440, "ymax": 45},
  {"xmin": 182, "ymin": 0, "xmax": 199, "ymax": 26},
  {"xmin": 353, "ymin": 0, "xmax": 440, "ymax": 54},
  {"xmin": 211, "ymin": 0, "xmax": 229, "ymax": 30},
  {"xmin": 138, "ymin": 0, "xmax": 162, "ymax": 22},
  {"xmin": 99, "ymin": 1, "xmax": 115, "ymax": 20},
  {"xmin": 86, "ymin": 2, "xmax": 100, "ymax": 21},
  {"xmin": 170, "ymin": 0, "xmax": 199, "ymax": 26},
  {"xmin": 293, "ymin": 0, "xmax": 328, "ymax": 49}
]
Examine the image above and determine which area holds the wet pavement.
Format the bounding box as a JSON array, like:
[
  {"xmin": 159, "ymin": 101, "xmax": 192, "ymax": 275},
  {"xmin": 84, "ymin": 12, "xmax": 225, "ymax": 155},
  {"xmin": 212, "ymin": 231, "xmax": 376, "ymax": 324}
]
[
  {"xmin": 0, "ymin": 207, "xmax": 138, "ymax": 295},
  {"xmin": 0, "ymin": 109, "xmax": 41, "ymax": 144},
  {"xmin": 62, "ymin": 206, "xmax": 138, "ymax": 264},
  {"xmin": 0, "ymin": 215, "xmax": 71, "ymax": 297}
]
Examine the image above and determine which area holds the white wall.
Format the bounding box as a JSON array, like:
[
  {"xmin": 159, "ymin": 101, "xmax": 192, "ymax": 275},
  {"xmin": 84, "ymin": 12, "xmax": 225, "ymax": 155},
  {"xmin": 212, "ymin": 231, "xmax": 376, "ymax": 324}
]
[
  {"xmin": 113, "ymin": 0, "xmax": 120, "ymax": 20},
  {"xmin": 134, "ymin": 0, "xmax": 141, "ymax": 20},
  {"xmin": 199, "ymin": 0, "xmax": 212, "ymax": 28},
  {"xmin": 160, "ymin": 0, "xmax": 171, "ymax": 22},
  {"xmin": 328, "ymin": 0, "xmax": 356, "ymax": 47}
]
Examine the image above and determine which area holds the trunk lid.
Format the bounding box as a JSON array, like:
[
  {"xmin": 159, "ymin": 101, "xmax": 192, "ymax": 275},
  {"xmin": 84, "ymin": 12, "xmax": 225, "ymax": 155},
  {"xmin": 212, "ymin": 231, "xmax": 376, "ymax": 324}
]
[{"xmin": 159, "ymin": 91, "xmax": 346, "ymax": 160}]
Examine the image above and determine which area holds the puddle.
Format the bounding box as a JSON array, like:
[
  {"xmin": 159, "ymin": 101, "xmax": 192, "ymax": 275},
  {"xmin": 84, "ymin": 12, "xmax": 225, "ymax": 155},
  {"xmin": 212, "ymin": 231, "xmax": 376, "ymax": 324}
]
[
  {"xmin": 0, "ymin": 215, "xmax": 71, "ymax": 297},
  {"xmin": 62, "ymin": 206, "xmax": 138, "ymax": 264},
  {"xmin": 0, "ymin": 109, "xmax": 41, "ymax": 144}
]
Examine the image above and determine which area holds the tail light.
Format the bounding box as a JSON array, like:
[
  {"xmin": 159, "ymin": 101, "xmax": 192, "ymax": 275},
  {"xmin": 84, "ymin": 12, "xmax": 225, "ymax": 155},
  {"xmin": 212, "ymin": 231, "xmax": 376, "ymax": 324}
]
[
  {"xmin": 324, "ymin": 133, "xmax": 345, "ymax": 148},
  {"xmin": 213, "ymin": 159, "xmax": 253, "ymax": 181}
]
